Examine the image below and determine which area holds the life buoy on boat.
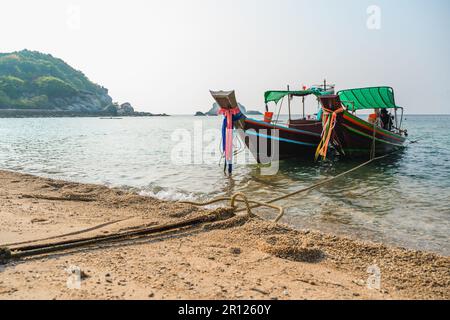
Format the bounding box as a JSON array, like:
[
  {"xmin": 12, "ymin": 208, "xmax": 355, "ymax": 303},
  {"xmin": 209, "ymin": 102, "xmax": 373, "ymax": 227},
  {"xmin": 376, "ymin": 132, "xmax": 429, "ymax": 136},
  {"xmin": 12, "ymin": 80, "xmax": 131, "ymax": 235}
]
[
  {"xmin": 264, "ymin": 112, "xmax": 273, "ymax": 123},
  {"xmin": 368, "ymin": 113, "xmax": 378, "ymax": 124}
]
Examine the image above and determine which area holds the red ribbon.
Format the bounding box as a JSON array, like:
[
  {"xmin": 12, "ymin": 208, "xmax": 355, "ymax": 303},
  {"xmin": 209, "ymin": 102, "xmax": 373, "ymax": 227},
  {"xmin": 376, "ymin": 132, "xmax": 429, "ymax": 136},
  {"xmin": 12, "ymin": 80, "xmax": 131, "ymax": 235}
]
[{"xmin": 218, "ymin": 107, "xmax": 240, "ymax": 162}]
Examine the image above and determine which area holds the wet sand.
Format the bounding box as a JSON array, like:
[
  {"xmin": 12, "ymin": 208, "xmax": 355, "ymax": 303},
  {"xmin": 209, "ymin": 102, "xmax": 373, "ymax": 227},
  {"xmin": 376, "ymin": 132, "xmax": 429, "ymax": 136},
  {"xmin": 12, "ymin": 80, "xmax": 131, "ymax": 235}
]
[{"xmin": 0, "ymin": 169, "xmax": 448, "ymax": 300}]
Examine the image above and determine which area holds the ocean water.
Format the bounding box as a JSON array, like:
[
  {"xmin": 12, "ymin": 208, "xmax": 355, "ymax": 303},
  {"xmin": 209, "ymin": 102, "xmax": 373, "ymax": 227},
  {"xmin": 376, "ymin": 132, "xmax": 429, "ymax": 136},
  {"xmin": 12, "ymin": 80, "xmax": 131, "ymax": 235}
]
[{"xmin": 0, "ymin": 115, "xmax": 449, "ymax": 255}]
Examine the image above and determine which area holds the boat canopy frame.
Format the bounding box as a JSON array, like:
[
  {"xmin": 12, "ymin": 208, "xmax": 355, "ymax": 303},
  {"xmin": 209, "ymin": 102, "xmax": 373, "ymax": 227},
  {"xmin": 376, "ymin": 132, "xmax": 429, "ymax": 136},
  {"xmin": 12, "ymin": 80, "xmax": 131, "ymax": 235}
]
[
  {"xmin": 264, "ymin": 90, "xmax": 322, "ymax": 105},
  {"xmin": 337, "ymin": 86, "xmax": 405, "ymax": 134},
  {"xmin": 264, "ymin": 81, "xmax": 335, "ymax": 122}
]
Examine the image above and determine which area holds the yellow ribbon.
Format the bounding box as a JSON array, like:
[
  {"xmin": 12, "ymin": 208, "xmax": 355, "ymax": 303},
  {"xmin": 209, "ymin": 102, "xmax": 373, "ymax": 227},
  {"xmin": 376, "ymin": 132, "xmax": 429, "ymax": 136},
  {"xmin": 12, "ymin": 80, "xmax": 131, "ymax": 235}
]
[{"xmin": 315, "ymin": 107, "xmax": 344, "ymax": 161}]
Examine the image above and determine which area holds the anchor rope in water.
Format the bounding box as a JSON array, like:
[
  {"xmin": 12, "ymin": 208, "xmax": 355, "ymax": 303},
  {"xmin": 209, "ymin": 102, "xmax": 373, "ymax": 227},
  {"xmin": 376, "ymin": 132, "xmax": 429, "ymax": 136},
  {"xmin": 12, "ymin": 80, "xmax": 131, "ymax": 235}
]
[
  {"xmin": 0, "ymin": 143, "xmax": 417, "ymax": 265},
  {"xmin": 200, "ymin": 101, "xmax": 412, "ymax": 222},
  {"xmin": 0, "ymin": 115, "xmax": 414, "ymax": 266},
  {"xmin": 183, "ymin": 140, "xmax": 416, "ymax": 223},
  {"xmin": 218, "ymin": 133, "xmax": 245, "ymax": 168}
]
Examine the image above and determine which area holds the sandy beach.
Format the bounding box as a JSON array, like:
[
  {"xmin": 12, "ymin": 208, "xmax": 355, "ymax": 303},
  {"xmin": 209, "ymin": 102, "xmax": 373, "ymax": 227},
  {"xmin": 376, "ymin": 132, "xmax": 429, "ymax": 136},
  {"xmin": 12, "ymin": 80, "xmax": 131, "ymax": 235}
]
[{"xmin": 0, "ymin": 169, "xmax": 448, "ymax": 300}]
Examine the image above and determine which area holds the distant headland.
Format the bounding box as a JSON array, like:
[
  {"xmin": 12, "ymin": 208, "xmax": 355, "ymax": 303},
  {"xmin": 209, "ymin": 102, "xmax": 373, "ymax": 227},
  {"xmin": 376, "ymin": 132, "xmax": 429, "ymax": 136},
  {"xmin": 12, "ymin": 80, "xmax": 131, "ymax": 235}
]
[{"xmin": 0, "ymin": 50, "xmax": 167, "ymax": 118}]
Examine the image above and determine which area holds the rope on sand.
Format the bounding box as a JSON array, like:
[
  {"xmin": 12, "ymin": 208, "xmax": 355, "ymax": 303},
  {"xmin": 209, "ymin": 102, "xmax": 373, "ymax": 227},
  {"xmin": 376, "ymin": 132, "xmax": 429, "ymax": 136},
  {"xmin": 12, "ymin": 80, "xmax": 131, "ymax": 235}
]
[
  {"xmin": 0, "ymin": 247, "xmax": 11, "ymax": 265},
  {"xmin": 20, "ymin": 194, "xmax": 96, "ymax": 202},
  {"xmin": 0, "ymin": 208, "xmax": 238, "ymax": 265},
  {"xmin": 1, "ymin": 217, "xmax": 134, "ymax": 248},
  {"xmin": 181, "ymin": 192, "xmax": 284, "ymax": 221}
]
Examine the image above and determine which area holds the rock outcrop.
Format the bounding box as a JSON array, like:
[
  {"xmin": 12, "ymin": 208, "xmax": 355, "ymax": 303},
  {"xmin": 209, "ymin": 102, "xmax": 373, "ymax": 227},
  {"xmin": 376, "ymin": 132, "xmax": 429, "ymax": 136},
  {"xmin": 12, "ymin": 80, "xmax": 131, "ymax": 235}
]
[
  {"xmin": 117, "ymin": 102, "xmax": 135, "ymax": 115},
  {"xmin": 49, "ymin": 89, "xmax": 113, "ymax": 112},
  {"xmin": 204, "ymin": 102, "xmax": 262, "ymax": 116}
]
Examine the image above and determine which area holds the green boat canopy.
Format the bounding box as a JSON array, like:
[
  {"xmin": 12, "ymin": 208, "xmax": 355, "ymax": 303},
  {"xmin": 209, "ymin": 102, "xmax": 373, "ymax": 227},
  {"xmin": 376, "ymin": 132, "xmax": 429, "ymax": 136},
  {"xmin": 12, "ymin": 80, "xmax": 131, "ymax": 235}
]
[
  {"xmin": 337, "ymin": 87, "xmax": 399, "ymax": 111},
  {"xmin": 264, "ymin": 90, "xmax": 313, "ymax": 104},
  {"xmin": 264, "ymin": 88, "xmax": 333, "ymax": 104}
]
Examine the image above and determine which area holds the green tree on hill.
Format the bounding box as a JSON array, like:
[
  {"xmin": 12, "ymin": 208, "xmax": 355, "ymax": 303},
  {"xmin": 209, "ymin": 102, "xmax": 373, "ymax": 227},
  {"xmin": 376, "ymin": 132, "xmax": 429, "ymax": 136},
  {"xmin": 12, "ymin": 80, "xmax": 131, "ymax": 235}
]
[
  {"xmin": 33, "ymin": 76, "xmax": 77, "ymax": 98},
  {"xmin": 0, "ymin": 49, "xmax": 110, "ymax": 109},
  {"xmin": 0, "ymin": 76, "xmax": 25, "ymax": 99}
]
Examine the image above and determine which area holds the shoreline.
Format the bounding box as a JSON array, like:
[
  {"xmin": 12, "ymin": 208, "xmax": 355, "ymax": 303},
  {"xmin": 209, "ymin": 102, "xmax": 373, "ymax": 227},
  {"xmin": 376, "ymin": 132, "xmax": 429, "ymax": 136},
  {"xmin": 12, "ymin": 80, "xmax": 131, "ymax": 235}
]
[
  {"xmin": 0, "ymin": 109, "xmax": 169, "ymax": 118},
  {"xmin": 0, "ymin": 169, "xmax": 448, "ymax": 300}
]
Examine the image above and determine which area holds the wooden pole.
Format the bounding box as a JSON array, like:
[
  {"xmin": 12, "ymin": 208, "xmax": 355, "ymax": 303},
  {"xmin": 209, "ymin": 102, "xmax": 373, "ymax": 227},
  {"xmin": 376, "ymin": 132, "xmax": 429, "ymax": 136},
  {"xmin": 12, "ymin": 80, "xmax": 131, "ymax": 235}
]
[
  {"xmin": 302, "ymin": 96, "xmax": 305, "ymax": 120},
  {"xmin": 287, "ymin": 85, "xmax": 291, "ymax": 122}
]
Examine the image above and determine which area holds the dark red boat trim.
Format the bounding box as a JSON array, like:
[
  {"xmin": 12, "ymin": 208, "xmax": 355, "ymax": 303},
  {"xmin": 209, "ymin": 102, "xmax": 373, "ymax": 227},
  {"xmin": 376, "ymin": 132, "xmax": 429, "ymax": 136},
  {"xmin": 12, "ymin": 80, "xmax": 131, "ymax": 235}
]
[
  {"xmin": 343, "ymin": 113, "xmax": 405, "ymax": 142},
  {"xmin": 244, "ymin": 118, "xmax": 321, "ymax": 137}
]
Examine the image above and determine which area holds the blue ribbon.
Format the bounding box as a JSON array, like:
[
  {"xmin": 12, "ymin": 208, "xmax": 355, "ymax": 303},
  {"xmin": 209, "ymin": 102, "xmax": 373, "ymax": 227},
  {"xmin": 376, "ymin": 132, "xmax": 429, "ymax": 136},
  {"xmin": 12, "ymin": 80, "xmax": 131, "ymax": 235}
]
[
  {"xmin": 221, "ymin": 112, "xmax": 243, "ymax": 173},
  {"xmin": 221, "ymin": 112, "xmax": 243, "ymax": 153}
]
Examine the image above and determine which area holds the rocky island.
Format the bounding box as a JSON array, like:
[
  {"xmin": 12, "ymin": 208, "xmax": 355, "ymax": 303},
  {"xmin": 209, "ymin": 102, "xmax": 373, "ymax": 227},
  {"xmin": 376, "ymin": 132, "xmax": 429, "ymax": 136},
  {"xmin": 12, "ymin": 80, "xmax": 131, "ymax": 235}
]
[{"xmin": 0, "ymin": 50, "xmax": 166, "ymax": 117}]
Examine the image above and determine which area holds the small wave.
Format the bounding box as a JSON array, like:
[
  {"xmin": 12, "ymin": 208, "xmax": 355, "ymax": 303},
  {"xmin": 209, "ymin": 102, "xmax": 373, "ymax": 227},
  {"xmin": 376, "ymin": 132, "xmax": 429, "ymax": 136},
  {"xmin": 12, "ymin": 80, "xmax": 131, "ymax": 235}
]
[{"xmin": 138, "ymin": 183, "xmax": 207, "ymax": 202}]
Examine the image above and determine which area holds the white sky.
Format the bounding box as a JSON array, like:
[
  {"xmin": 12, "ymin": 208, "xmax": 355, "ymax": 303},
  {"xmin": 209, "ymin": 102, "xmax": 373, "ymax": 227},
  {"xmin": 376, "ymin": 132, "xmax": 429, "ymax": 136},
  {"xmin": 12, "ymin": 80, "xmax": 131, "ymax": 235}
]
[{"xmin": 1, "ymin": 0, "xmax": 449, "ymax": 114}]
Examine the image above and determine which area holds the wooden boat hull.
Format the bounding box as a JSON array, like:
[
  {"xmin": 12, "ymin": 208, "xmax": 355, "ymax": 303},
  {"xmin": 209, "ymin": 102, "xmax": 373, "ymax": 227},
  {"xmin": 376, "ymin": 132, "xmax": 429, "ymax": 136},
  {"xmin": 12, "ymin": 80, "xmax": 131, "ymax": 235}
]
[
  {"xmin": 318, "ymin": 93, "xmax": 407, "ymax": 158},
  {"xmin": 336, "ymin": 111, "xmax": 406, "ymax": 157},
  {"xmin": 235, "ymin": 116, "xmax": 323, "ymax": 162}
]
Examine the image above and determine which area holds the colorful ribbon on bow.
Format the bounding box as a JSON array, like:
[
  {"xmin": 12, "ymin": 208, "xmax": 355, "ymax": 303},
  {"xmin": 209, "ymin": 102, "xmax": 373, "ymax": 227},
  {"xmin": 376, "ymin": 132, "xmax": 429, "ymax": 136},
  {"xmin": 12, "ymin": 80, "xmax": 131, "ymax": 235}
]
[
  {"xmin": 218, "ymin": 106, "xmax": 242, "ymax": 173},
  {"xmin": 315, "ymin": 107, "xmax": 344, "ymax": 161}
]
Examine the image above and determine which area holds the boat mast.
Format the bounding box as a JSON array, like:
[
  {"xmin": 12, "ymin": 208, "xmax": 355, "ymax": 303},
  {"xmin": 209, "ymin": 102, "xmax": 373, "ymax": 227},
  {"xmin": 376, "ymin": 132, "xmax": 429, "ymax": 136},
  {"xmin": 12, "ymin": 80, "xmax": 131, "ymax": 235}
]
[
  {"xmin": 287, "ymin": 84, "xmax": 291, "ymax": 122},
  {"xmin": 302, "ymin": 96, "xmax": 305, "ymax": 120},
  {"xmin": 317, "ymin": 79, "xmax": 327, "ymax": 115}
]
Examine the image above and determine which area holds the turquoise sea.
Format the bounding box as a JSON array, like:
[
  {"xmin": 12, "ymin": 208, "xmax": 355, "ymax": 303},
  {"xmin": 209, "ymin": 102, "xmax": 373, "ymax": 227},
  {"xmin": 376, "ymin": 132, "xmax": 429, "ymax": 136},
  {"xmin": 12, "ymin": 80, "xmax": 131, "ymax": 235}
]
[{"xmin": 0, "ymin": 115, "xmax": 449, "ymax": 255}]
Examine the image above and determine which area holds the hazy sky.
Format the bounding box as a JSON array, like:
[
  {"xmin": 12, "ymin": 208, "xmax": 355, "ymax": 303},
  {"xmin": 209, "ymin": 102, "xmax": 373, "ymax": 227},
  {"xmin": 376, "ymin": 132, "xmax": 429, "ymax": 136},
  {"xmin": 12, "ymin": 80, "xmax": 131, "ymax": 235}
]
[{"xmin": 2, "ymin": 0, "xmax": 449, "ymax": 114}]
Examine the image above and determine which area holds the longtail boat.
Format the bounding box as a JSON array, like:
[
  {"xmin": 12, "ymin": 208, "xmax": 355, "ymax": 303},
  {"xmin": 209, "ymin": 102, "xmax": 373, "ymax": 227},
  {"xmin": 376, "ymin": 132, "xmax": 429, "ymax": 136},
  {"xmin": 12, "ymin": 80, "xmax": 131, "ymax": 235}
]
[
  {"xmin": 316, "ymin": 87, "xmax": 407, "ymax": 160},
  {"xmin": 211, "ymin": 81, "xmax": 335, "ymax": 166}
]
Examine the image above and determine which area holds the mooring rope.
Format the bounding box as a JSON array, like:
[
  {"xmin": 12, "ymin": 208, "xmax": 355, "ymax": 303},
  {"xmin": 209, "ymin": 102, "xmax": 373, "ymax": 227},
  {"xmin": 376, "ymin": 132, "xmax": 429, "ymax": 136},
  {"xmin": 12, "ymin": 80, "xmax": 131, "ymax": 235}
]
[
  {"xmin": 181, "ymin": 192, "xmax": 284, "ymax": 221},
  {"xmin": 0, "ymin": 141, "xmax": 416, "ymax": 265},
  {"xmin": 1, "ymin": 217, "xmax": 133, "ymax": 248},
  {"xmin": 184, "ymin": 140, "xmax": 416, "ymax": 223},
  {"xmin": 0, "ymin": 208, "xmax": 240, "ymax": 265},
  {"xmin": 371, "ymin": 120, "xmax": 377, "ymax": 160}
]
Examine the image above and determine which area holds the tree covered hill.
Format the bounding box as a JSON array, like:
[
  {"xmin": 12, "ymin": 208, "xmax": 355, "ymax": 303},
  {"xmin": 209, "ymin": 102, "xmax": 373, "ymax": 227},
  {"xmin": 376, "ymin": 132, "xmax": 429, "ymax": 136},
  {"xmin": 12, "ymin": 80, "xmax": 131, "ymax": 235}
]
[{"xmin": 0, "ymin": 50, "xmax": 113, "ymax": 111}]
